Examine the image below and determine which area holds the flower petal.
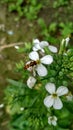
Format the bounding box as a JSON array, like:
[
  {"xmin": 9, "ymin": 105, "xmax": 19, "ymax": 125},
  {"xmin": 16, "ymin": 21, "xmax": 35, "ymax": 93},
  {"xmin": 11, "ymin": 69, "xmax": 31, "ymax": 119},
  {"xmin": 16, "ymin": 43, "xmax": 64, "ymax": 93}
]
[
  {"xmin": 52, "ymin": 120, "xmax": 57, "ymax": 126},
  {"xmin": 27, "ymin": 76, "xmax": 36, "ymax": 89},
  {"xmin": 36, "ymin": 64, "xmax": 47, "ymax": 76},
  {"xmin": 29, "ymin": 51, "xmax": 39, "ymax": 61},
  {"xmin": 40, "ymin": 41, "xmax": 49, "ymax": 48},
  {"xmin": 33, "ymin": 39, "xmax": 40, "ymax": 44},
  {"xmin": 53, "ymin": 97, "xmax": 63, "ymax": 109},
  {"xmin": 56, "ymin": 86, "xmax": 69, "ymax": 96},
  {"xmin": 33, "ymin": 46, "xmax": 39, "ymax": 51},
  {"xmin": 48, "ymin": 117, "xmax": 52, "ymax": 125},
  {"xmin": 48, "ymin": 45, "xmax": 58, "ymax": 53},
  {"xmin": 44, "ymin": 95, "xmax": 54, "ymax": 108},
  {"xmin": 33, "ymin": 43, "xmax": 41, "ymax": 49},
  {"xmin": 45, "ymin": 83, "xmax": 56, "ymax": 94},
  {"xmin": 41, "ymin": 55, "xmax": 53, "ymax": 64},
  {"xmin": 53, "ymin": 116, "xmax": 57, "ymax": 121}
]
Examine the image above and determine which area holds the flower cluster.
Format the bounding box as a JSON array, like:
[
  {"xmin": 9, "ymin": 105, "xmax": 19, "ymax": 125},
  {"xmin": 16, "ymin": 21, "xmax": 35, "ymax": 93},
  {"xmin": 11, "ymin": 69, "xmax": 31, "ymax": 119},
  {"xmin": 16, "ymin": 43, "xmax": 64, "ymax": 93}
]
[
  {"xmin": 25, "ymin": 39, "xmax": 58, "ymax": 88},
  {"xmin": 24, "ymin": 38, "xmax": 72, "ymax": 127}
]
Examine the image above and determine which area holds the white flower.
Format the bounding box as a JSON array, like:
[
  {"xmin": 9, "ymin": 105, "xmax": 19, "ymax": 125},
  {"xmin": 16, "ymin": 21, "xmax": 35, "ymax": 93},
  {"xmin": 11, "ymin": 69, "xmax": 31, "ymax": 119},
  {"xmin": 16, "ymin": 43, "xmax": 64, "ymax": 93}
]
[
  {"xmin": 27, "ymin": 76, "xmax": 36, "ymax": 89},
  {"xmin": 44, "ymin": 83, "xmax": 69, "ymax": 109},
  {"xmin": 20, "ymin": 107, "xmax": 24, "ymax": 111},
  {"xmin": 14, "ymin": 45, "xmax": 19, "ymax": 49},
  {"xmin": 33, "ymin": 39, "xmax": 49, "ymax": 52},
  {"xmin": 29, "ymin": 51, "xmax": 53, "ymax": 76},
  {"xmin": 33, "ymin": 39, "xmax": 58, "ymax": 53},
  {"xmin": 48, "ymin": 116, "xmax": 57, "ymax": 126},
  {"xmin": 0, "ymin": 104, "xmax": 4, "ymax": 108}
]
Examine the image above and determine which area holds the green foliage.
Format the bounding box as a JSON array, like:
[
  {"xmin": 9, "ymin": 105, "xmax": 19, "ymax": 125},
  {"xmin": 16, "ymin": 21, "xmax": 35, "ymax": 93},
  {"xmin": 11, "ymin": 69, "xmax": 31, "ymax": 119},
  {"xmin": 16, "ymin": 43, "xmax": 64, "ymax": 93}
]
[
  {"xmin": 53, "ymin": 0, "xmax": 69, "ymax": 8},
  {"xmin": 59, "ymin": 22, "xmax": 73, "ymax": 37},
  {"xmin": 38, "ymin": 18, "xmax": 73, "ymax": 44},
  {"xmin": 38, "ymin": 18, "xmax": 59, "ymax": 43},
  {"xmin": 5, "ymin": 79, "xmax": 48, "ymax": 129},
  {"xmin": 4, "ymin": 38, "xmax": 73, "ymax": 130},
  {"xmin": 2, "ymin": 0, "xmax": 42, "ymax": 20},
  {"xmin": 23, "ymin": 0, "xmax": 42, "ymax": 20}
]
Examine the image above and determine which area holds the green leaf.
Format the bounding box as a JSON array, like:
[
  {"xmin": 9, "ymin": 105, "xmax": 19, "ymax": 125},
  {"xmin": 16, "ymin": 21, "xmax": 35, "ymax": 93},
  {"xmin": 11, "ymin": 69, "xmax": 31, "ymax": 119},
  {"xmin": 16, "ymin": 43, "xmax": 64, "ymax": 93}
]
[{"xmin": 7, "ymin": 79, "xmax": 25, "ymax": 87}]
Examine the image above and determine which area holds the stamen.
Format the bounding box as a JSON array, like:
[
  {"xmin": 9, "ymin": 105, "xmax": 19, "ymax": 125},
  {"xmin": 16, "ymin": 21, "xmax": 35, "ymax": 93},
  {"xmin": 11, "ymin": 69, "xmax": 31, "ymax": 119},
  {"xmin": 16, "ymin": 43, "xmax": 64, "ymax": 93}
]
[
  {"xmin": 52, "ymin": 93, "xmax": 57, "ymax": 98},
  {"xmin": 36, "ymin": 60, "xmax": 40, "ymax": 64}
]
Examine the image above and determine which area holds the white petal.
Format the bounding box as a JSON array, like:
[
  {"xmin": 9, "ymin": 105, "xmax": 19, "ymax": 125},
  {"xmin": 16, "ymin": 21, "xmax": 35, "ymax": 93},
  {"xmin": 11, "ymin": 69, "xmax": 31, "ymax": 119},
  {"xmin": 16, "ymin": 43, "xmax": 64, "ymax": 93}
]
[
  {"xmin": 34, "ymin": 43, "xmax": 41, "ymax": 50},
  {"xmin": 48, "ymin": 118, "xmax": 52, "ymax": 125},
  {"xmin": 56, "ymin": 86, "xmax": 69, "ymax": 96},
  {"xmin": 45, "ymin": 83, "xmax": 56, "ymax": 94},
  {"xmin": 36, "ymin": 64, "xmax": 47, "ymax": 76},
  {"xmin": 40, "ymin": 41, "xmax": 49, "ymax": 48},
  {"xmin": 33, "ymin": 46, "xmax": 39, "ymax": 51},
  {"xmin": 33, "ymin": 43, "xmax": 45, "ymax": 52},
  {"xmin": 53, "ymin": 97, "xmax": 63, "ymax": 109},
  {"xmin": 33, "ymin": 39, "xmax": 40, "ymax": 44},
  {"xmin": 44, "ymin": 95, "xmax": 54, "ymax": 108},
  {"xmin": 29, "ymin": 51, "xmax": 39, "ymax": 61},
  {"xmin": 53, "ymin": 116, "xmax": 57, "ymax": 121},
  {"xmin": 27, "ymin": 76, "xmax": 36, "ymax": 89},
  {"xmin": 48, "ymin": 45, "xmax": 58, "ymax": 53},
  {"xmin": 52, "ymin": 120, "xmax": 57, "ymax": 126},
  {"xmin": 48, "ymin": 117, "xmax": 52, "ymax": 125},
  {"xmin": 41, "ymin": 55, "xmax": 53, "ymax": 64}
]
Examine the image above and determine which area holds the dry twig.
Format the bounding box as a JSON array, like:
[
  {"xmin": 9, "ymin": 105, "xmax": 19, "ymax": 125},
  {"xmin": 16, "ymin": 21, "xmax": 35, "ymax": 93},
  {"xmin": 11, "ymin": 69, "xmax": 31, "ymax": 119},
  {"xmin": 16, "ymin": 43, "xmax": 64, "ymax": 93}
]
[{"xmin": 0, "ymin": 42, "xmax": 24, "ymax": 51}]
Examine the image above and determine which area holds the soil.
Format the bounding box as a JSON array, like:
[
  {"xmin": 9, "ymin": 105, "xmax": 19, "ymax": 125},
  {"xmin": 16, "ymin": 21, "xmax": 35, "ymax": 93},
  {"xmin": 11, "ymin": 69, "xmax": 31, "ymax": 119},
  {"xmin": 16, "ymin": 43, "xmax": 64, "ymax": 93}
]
[{"xmin": 0, "ymin": 1, "xmax": 73, "ymax": 130}]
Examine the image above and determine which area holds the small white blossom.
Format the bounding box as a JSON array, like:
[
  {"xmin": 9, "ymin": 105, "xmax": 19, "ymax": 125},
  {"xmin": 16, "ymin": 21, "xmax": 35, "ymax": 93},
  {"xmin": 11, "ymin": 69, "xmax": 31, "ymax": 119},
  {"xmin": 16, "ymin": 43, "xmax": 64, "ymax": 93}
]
[
  {"xmin": 20, "ymin": 107, "xmax": 24, "ymax": 111},
  {"xmin": 48, "ymin": 116, "xmax": 57, "ymax": 126},
  {"xmin": 44, "ymin": 83, "xmax": 68, "ymax": 109},
  {"xmin": 14, "ymin": 45, "xmax": 19, "ymax": 49},
  {"xmin": 33, "ymin": 39, "xmax": 49, "ymax": 52},
  {"xmin": 33, "ymin": 39, "xmax": 58, "ymax": 53},
  {"xmin": 0, "ymin": 104, "xmax": 4, "ymax": 108},
  {"xmin": 29, "ymin": 51, "xmax": 53, "ymax": 76},
  {"xmin": 27, "ymin": 76, "xmax": 36, "ymax": 89}
]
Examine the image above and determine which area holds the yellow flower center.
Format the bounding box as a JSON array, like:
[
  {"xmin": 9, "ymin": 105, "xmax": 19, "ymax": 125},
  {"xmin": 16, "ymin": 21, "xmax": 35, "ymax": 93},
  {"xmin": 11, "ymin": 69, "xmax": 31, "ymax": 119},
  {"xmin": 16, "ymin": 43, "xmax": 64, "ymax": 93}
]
[
  {"xmin": 52, "ymin": 93, "xmax": 57, "ymax": 98},
  {"xmin": 36, "ymin": 60, "xmax": 40, "ymax": 64}
]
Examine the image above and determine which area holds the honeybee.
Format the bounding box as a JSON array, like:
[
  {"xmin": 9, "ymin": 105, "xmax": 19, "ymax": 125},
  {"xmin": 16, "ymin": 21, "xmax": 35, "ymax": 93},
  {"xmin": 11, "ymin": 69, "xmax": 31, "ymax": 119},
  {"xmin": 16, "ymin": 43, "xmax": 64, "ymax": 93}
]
[{"xmin": 24, "ymin": 61, "xmax": 37, "ymax": 69}]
